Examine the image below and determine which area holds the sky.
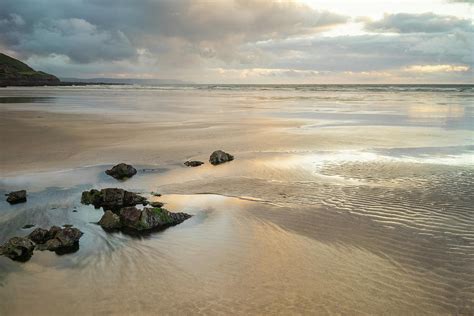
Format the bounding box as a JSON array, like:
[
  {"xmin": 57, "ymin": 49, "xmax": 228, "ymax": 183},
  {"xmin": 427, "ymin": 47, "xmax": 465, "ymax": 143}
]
[{"xmin": 0, "ymin": 0, "xmax": 473, "ymax": 83}]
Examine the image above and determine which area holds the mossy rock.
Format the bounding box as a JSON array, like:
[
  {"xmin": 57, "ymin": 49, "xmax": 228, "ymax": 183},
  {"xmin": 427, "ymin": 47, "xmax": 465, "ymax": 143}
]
[{"xmin": 152, "ymin": 207, "xmax": 174, "ymax": 224}]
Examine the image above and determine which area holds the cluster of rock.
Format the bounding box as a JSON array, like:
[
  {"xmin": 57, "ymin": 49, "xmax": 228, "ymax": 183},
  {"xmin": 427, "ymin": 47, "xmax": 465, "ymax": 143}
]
[
  {"xmin": 2, "ymin": 151, "xmax": 235, "ymax": 262},
  {"xmin": 81, "ymin": 187, "xmax": 191, "ymax": 233},
  {"xmin": 0, "ymin": 226, "xmax": 83, "ymax": 262},
  {"xmin": 184, "ymin": 150, "xmax": 234, "ymax": 167}
]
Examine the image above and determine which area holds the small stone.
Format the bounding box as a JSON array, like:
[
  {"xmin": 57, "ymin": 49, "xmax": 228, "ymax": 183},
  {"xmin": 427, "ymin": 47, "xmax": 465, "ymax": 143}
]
[
  {"xmin": 98, "ymin": 210, "xmax": 122, "ymax": 230},
  {"xmin": 5, "ymin": 190, "xmax": 27, "ymax": 204},
  {"xmin": 22, "ymin": 224, "xmax": 35, "ymax": 229},
  {"xmin": 184, "ymin": 160, "xmax": 204, "ymax": 167},
  {"xmin": 150, "ymin": 201, "xmax": 164, "ymax": 208},
  {"xmin": 209, "ymin": 150, "xmax": 234, "ymax": 165},
  {"xmin": 105, "ymin": 163, "xmax": 137, "ymax": 180}
]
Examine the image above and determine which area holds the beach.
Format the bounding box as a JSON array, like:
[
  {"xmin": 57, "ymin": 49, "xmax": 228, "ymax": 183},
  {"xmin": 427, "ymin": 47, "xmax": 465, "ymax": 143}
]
[{"xmin": 1, "ymin": 85, "xmax": 473, "ymax": 314}]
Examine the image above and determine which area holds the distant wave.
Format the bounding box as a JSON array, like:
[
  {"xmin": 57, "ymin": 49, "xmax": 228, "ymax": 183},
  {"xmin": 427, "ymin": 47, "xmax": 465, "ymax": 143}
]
[{"xmin": 60, "ymin": 83, "xmax": 474, "ymax": 93}]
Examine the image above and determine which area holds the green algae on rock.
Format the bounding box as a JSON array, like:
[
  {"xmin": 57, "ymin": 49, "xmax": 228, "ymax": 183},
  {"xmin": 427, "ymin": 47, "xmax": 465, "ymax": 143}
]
[{"xmin": 98, "ymin": 206, "xmax": 191, "ymax": 232}]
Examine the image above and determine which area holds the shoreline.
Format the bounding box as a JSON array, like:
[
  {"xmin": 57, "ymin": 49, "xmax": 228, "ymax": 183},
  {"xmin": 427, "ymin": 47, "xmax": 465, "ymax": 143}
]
[{"xmin": 0, "ymin": 82, "xmax": 127, "ymax": 87}]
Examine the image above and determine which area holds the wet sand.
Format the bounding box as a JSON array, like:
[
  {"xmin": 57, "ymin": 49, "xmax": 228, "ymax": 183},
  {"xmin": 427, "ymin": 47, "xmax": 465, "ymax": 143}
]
[
  {"xmin": 0, "ymin": 85, "xmax": 473, "ymax": 315},
  {"xmin": 1, "ymin": 109, "xmax": 470, "ymax": 176}
]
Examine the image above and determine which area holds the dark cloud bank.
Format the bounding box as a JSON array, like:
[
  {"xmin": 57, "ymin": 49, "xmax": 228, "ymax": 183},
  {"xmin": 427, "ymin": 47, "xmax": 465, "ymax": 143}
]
[{"xmin": 0, "ymin": 0, "xmax": 472, "ymax": 82}]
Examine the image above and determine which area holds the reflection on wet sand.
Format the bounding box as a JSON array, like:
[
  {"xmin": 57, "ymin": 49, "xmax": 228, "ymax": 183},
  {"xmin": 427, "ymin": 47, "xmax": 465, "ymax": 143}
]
[
  {"xmin": 0, "ymin": 192, "xmax": 463, "ymax": 315},
  {"xmin": 0, "ymin": 150, "xmax": 472, "ymax": 314}
]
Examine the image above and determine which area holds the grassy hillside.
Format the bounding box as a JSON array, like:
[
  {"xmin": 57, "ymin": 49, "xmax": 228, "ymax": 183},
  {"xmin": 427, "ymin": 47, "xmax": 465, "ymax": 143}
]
[
  {"xmin": 0, "ymin": 53, "xmax": 60, "ymax": 86},
  {"xmin": 0, "ymin": 53, "xmax": 35, "ymax": 72}
]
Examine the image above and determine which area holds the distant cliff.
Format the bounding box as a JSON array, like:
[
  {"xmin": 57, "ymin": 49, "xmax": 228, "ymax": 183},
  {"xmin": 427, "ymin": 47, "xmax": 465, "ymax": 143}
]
[{"xmin": 0, "ymin": 53, "xmax": 60, "ymax": 86}]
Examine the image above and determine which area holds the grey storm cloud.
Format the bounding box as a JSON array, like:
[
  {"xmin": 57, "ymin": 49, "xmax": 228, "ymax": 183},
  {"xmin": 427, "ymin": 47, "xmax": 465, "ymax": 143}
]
[
  {"xmin": 0, "ymin": 0, "xmax": 471, "ymax": 82},
  {"xmin": 365, "ymin": 12, "xmax": 473, "ymax": 33},
  {"xmin": 0, "ymin": 0, "xmax": 348, "ymax": 64},
  {"xmin": 252, "ymin": 30, "xmax": 473, "ymax": 72}
]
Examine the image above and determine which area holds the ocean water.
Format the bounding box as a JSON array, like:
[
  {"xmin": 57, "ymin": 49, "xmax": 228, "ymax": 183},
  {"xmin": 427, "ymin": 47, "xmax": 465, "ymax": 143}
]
[{"xmin": 0, "ymin": 85, "xmax": 473, "ymax": 315}]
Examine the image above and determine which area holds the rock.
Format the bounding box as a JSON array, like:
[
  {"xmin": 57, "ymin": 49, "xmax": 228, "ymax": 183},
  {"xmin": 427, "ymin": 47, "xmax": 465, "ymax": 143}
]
[
  {"xmin": 5, "ymin": 190, "xmax": 27, "ymax": 204},
  {"xmin": 47, "ymin": 226, "xmax": 62, "ymax": 239},
  {"xmin": 81, "ymin": 189, "xmax": 102, "ymax": 206},
  {"xmin": 81, "ymin": 188, "xmax": 147, "ymax": 211},
  {"xmin": 105, "ymin": 163, "xmax": 137, "ymax": 180},
  {"xmin": 39, "ymin": 239, "xmax": 62, "ymax": 252},
  {"xmin": 150, "ymin": 201, "xmax": 164, "ymax": 208},
  {"xmin": 209, "ymin": 150, "xmax": 234, "ymax": 165},
  {"xmin": 98, "ymin": 210, "xmax": 121, "ymax": 230},
  {"xmin": 22, "ymin": 224, "xmax": 35, "ymax": 229},
  {"xmin": 28, "ymin": 228, "xmax": 49, "ymax": 244},
  {"xmin": 184, "ymin": 160, "xmax": 204, "ymax": 167},
  {"xmin": 120, "ymin": 207, "xmax": 142, "ymax": 229},
  {"xmin": 35, "ymin": 227, "xmax": 83, "ymax": 254},
  {"xmin": 0, "ymin": 237, "xmax": 35, "ymax": 261},
  {"xmin": 55, "ymin": 227, "xmax": 83, "ymax": 250},
  {"xmin": 151, "ymin": 192, "xmax": 162, "ymax": 197},
  {"xmin": 1, "ymin": 226, "xmax": 84, "ymax": 261},
  {"xmin": 62, "ymin": 224, "xmax": 73, "ymax": 228},
  {"xmin": 119, "ymin": 206, "xmax": 191, "ymax": 232}
]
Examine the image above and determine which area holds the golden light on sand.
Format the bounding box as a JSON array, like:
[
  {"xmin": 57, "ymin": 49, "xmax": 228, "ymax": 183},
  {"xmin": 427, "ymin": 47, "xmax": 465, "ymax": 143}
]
[{"xmin": 408, "ymin": 104, "xmax": 465, "ymax": 119}]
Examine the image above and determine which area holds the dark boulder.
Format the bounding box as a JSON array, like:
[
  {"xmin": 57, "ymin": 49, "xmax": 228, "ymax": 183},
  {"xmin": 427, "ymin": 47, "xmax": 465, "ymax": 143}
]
[
  {"xmin": 5, "ymin": 190, "xmax": 27, "ymax": 204},
  {"xmin": 120, "ymin": 206, "xmax": 142, "ymax": 229},
  {"xmin": 0, "ymin": 237, "xmax": 35, "ymax": 261},
  {"xmin": 209, "ymin": 150, "xmax": 234, "ymax": 165},
  {"xmin": 1, "ymin": 226, "xmax": 84, "ymax": 261},
  {"xmin": 28, "ymin": 228, "xmax": 49, "ymax": 244},
  {"xmin": 105, "ymin": 163, "xmax": 137, "ymax": 180},
  {"xmin": 98, "ymin": 210, "xmax": 121, "ymax": 230},
  {"xmin": 122, "ymin": 206, "xmax": 191, "ymax": 231},
  {"xmin": 55, "ymin": 227, "xmax": 83, "ymax": 249},
  {"xmin": 117, "ymin": 206, "xmax": 191, "ymax": 232},
  {"xmin": 184, "ymin": 160, "xmax": 204, "ymax": 167},
  {"xmin": 81, "ymin": 188, "xmax": 147, "ymax": 211},
  {"xmin": 35, "ymin": 227, "xmax": 83, "ymax": 254},
  {"xmin": 22, "ymin": 224, "xmax": 35, "ymax": 229}
]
